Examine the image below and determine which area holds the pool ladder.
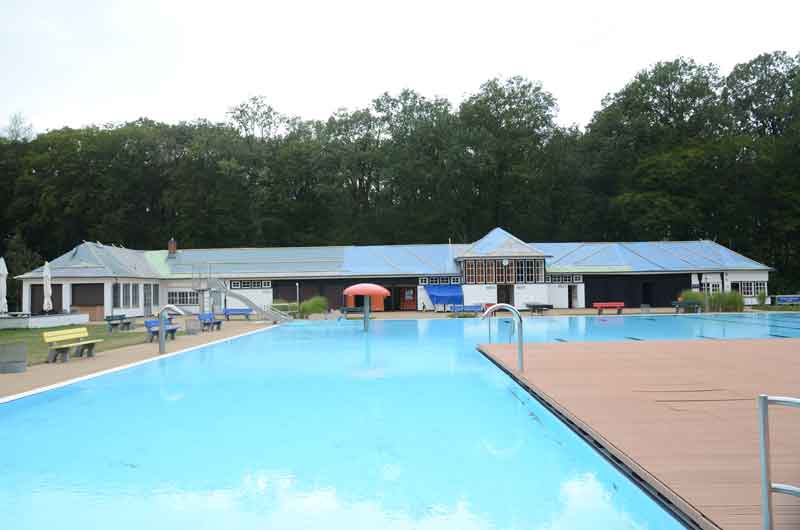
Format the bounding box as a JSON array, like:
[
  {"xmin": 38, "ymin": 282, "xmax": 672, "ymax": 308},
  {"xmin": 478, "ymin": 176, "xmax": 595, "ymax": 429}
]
[
  {"xmin": 758, "ymin": 394, "xmax": 800, "ymax": 530},
  {"xmin": 481, "ymin": 303, "xmax": 524, "ymax": 372}
]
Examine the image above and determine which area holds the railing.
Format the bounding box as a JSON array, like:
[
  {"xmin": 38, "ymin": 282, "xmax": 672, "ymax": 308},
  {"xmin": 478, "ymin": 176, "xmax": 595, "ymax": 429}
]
[
  {"xmin": 758, "ymin": 394, "xmax": 800, "ymax": 530},
  {"xmin": 156, "ymin": 304, "xmax": 185, "ymax": 354},
  {"xmin": 481, "ymin": 303, "xmax": 524, "ymax": 372}
]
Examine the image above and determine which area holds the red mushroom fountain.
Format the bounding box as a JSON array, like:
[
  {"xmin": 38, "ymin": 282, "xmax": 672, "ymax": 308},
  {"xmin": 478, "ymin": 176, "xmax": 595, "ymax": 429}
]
[{"xmin": 342, "ymin": 283, "xmax": 390, "ymax": 331}]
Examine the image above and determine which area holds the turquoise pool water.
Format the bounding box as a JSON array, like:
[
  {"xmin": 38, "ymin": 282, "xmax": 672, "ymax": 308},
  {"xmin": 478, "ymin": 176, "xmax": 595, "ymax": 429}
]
[{"xmin": 2, "ymin": 313, "xmax": 796, "ymax": 529}]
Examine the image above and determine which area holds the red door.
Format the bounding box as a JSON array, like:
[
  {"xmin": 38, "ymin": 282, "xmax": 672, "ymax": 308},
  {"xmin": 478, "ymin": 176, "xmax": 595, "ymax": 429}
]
[{"xmin": 400, "ymin": 287, "xmax": 417, "ymax": 310}]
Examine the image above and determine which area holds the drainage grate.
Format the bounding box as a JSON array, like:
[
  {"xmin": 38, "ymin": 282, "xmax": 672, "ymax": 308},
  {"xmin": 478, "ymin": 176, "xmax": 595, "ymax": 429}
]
[
  {"xmin": 554, "ymin": 338, "xmax": 568, "ymax": 343},
  {"xmin": 625, "ymin": 336, "xmax": 644, "ymax": 341}
]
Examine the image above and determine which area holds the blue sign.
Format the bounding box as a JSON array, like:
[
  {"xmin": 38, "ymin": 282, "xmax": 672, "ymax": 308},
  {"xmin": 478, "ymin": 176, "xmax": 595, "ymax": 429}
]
[{"xmin": 775, "ymin": 295, "xmax": 800, "ymax": 305}]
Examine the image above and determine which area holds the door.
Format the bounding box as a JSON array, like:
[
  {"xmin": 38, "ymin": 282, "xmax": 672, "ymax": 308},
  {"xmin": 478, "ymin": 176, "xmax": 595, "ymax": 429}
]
[
  {"xmin": 143, "ymin": 284, "xmax": 152, "ymax": 315},
  {"xmin": 400, "ymin": 287, "xmax": 417, "ymax": 310},
  {"xmin": 30, "ymin": 284, "xmax": 63, "ymax": 314},
  {"xmin": 497, "ymin": 284, "xmax": 514, "ymax": 305},
  {"xmin": 568, "ymin": 285, "xmax": 577, "ymax": 309},
  {"xmin": 642, "ymin": 282, "xmax": 654, "ymax": 306}
]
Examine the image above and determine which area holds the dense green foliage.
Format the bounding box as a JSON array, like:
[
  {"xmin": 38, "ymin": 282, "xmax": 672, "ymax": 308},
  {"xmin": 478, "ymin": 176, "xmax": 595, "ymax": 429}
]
[
  {"xmin": 299, "ymin": 296, "xmax": 328, "ymax": 318},
  {"xmin": 2, "ymin": 51, "xmax": 799, "ymax": 310},
  {"xmin": 678, "ymin": 289, "xmax": 745, "ymax": 312},
  {"xmin": 678, "ymin": 290, "xmax": 706, "ymax": 304}
]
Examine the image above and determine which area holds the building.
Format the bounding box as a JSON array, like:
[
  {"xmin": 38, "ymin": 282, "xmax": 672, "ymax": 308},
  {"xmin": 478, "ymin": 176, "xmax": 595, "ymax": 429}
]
[{"xmin": 15, "ymin": 228, "xmax": 771, "ymax": 318}]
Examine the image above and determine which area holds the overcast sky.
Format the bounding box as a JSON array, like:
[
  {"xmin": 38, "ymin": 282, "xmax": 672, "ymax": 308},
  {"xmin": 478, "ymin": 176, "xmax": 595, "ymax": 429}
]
[{"xmin": 2, "ymin": 0, "xmax": 798, "ymax": 133}]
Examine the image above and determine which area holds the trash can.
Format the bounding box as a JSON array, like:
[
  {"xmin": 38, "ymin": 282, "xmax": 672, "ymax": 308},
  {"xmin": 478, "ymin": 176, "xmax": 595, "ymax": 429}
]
[
  {"xmin": 0, "ymin": 342, "xmax": 28, "ymax": 373},
  {"xmin": 185, "ymin": 318, "xmax": 201, "ymax": 336}
]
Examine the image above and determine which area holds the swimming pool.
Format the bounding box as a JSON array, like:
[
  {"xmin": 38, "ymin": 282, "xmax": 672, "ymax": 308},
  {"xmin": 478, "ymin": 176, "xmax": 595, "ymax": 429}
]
[{"xmin": 1, "ymin": 313, "xmax": 795, "ymax": 529}]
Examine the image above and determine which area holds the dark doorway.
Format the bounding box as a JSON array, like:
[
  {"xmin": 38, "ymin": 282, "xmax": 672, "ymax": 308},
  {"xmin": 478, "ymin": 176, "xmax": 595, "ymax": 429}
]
[
  {"xmin": 30, "ymin": 283, "xmax": 63, "ymax": 314},
  {"xmin": 72, "ymin": 283, "xmax": 104, "ymax": 320},
  {"xmin": 497, "ymin": 284, "xmax": 514, "ymax": 305},
  {"xmin": 641, "ymin": 282, "xmax": 654, "ymax": 306}
]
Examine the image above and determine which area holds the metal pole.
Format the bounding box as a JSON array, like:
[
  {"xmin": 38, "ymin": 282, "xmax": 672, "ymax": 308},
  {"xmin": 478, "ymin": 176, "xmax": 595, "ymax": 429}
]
[
  {"xmin": 364, "ymin": 296, "xmax": 371, "ymax": 332},
  {"xmin": 516, "ymin": 317, "xmax": 524, "ymax": 373},
  {"xmin": 758, "ymin": 394, "xmax": 774, "ymax": 530},
  {"xmin": 158, "ymin": 310, "xmax": 167, "ymax": 354},
  {"xmin": 295, "ymin": 282, "xmax": 299, "ymax": 317}
]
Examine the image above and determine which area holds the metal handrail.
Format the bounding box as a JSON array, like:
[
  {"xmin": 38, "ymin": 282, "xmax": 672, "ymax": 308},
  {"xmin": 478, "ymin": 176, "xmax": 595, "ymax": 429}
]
[
  {"xmin": 156, "ymin": 304, "xmax": 185, "ymax": 354},
  {"xmin": 481, "ymin": 303, "xmax": 524, "ymax": 372},
  {"xmin": 758, "ymin": 394, "xmax": 800, "ymax": 530}
]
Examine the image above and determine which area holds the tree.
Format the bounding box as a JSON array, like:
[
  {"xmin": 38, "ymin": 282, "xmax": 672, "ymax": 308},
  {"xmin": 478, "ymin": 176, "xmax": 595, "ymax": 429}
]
[
  {"xmin": 2, "ymin": 112, "xmax": 34, "ymax": 142},
  {"xmin": 3, "ymin": 231, "xmax": 42, "ymax": 311}
]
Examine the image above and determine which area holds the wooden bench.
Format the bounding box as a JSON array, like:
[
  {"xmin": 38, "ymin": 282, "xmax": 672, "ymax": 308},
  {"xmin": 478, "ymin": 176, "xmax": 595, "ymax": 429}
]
[
  {"xmin": 592, "ymin": 302, "xmax": 625, "ymax": 315},
  {"xmin": 104, "ymin": 314, "xmax": 132, "ymax": 332},
  {"xmin": 43, "ymin": 327, "xmax": 104, "ymax": 363},
  {"xmin": 223, "ymin": 307, "xmax": 253, "ymax": 320},
  {"xmin": 144, "ymin": 319, "xmax": 179, "ymax": 343}
]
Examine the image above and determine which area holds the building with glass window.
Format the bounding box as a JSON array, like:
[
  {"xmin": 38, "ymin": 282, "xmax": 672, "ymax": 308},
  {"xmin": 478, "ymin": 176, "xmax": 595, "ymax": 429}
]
[{"xmin": 15, "ymin": 228, "xmax": 771, "ymax": 318}]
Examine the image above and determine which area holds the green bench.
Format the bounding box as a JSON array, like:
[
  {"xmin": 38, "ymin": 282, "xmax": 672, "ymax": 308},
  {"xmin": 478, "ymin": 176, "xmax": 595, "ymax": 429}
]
[{"xmin": 43, "ymin": 327, "xmax": 104, "ymax": 363}]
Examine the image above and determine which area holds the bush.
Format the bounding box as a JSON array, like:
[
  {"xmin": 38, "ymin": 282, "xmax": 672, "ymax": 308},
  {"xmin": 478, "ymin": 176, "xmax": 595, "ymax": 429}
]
[
  {"xmin": 708, "ymin": 291, "xmax": 744, "ymax": 312},
  {"xmin": 299, "ymin": 296, "xmax": 328, "ymax": 318},
  {"xmin": 757, "ymin": 291, "xmax": 767, "ymax": 306},
  {"xmin": 677, "ymin": 289, "xmax": 744, "ymax": 312}
]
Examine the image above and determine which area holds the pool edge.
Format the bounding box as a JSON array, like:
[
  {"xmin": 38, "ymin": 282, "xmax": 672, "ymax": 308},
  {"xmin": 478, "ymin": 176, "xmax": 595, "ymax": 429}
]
[
  {"xmin": 475, "ymin": 344, "xmax": 717, "ymax": 530},
  {"xmin": 0, "ymin": 324, "xmax": 278, "ymax": 405}
]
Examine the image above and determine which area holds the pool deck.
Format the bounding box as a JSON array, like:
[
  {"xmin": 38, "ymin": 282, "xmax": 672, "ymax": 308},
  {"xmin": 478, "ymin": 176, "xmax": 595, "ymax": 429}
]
[
  {"xmin": 0, "ymin": 319, "xmax": 271, "ymax": 400},
  {"xmin": 478, "ymin": 338, "xmax": 800, "ymax": 530}
]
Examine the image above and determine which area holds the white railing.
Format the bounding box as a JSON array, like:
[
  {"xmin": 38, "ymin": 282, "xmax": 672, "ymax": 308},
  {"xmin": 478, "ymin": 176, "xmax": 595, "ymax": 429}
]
[
  {"xmin": 481, "ymin": 303, "xmax": 524, "ymax": 372},
  {"xmin": 758, "ymin": 394, "xmax": 800, "ymax": 530}
]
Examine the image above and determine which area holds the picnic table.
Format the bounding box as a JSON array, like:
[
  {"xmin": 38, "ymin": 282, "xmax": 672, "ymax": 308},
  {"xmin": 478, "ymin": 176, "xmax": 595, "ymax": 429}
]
[
  {"xmin": 105, "ymin": 314, "xmax": 132, "ymax": 332},
  {"xmin": 673, "ymin": 300, "xmax": 703, "ymax": 313},
  {"xmin": 526, "ymin": 303, "xmax": 554, "ymax": 315}
]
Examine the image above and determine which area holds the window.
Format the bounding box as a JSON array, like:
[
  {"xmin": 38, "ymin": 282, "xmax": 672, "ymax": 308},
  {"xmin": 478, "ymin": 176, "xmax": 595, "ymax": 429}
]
[
  {"xmin": 731, "ymin": 281, "xmax": 767, "ymax": 297},
  {"xmin": 450, "ymin": 276, "xmax": 460, "ymax": 285},
  {"xmin": 701, "ymin": 282, "xmax": 721, "ymax": 294},
  {"xmin": 167, "ymin": 290, "xmax": 199, "ymax": 306},
  {"xmin": 131, "ymin": 284, "xmax": 139, "ymax": 307},
  {"xmin": 112, "ymin": 283, "xmax": 121, "ymax": 309},
  {"xmin": 152, "ymin": 284, "xmax": 159, "ymax": 306},
  {"xmin": 461, "ymin": 259, "xmax": 546, "ymax": 284},
  {"xmin": 419, "ymin": 276, "xmax": 460, "ymax": 285},
  {"xmin": 419, "ymin": 277, "xmax": 429, "ymax": 285},
  {"xmin": 229, "ymin": 279, "xmax": 271, "ymax": 289},
  {"xmin": 545, "ymin": 274, "xmax": 584, "ymax": 284},
  {"xmin": 122, "ymin": 283, "xmax": 131, "ymax": 308}
]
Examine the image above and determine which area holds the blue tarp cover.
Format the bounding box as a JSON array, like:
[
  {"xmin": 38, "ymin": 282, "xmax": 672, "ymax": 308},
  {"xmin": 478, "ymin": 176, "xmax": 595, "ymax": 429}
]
[{"xmin": 425, "ymin": 284, "xmax": 464, "ymax": 305}]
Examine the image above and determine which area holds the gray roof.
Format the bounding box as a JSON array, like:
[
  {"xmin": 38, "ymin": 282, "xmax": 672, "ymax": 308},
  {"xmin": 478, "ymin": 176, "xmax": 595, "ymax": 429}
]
[{"xmin": 16, "ymin": 231, "xmax": 771, "ymax": 280}]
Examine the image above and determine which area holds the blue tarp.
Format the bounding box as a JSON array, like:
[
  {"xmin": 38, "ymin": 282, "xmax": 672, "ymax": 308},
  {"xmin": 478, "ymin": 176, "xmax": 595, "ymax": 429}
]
[{"xmin": 424, "ymin": 284, "xmax": 464, "ymax": 305}]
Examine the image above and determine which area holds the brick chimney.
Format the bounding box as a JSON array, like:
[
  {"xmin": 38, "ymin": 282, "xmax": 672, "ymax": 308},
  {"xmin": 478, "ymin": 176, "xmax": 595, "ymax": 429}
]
[{"xmin": 167, "ymin": 237, "xmax": 177, "ymax": 258}]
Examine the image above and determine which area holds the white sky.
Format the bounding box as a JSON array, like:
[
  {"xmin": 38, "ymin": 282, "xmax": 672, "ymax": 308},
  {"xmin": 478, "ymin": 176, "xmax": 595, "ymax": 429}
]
[{"xmin": 2, "ymin": 0, "xmax": 798, "ymax": 132}]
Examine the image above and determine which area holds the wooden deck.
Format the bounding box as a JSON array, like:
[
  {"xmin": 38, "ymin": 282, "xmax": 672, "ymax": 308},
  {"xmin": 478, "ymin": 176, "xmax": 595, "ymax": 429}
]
[{"xmin": 478, "ymin": 338, "xmax": 800, "ymax": 530}]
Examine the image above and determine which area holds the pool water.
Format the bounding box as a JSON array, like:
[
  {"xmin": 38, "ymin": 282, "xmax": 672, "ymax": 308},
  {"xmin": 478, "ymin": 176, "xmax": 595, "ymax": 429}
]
[{"xmin": 2, "ymin": 313, "xmax": 796, "ymax": 529}]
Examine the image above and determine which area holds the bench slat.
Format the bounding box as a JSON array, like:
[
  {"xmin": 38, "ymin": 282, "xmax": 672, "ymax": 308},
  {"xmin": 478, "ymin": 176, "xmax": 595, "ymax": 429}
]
[{"xmin": 43, "ymin": 328, "xmax": 90, "ymax": 343}]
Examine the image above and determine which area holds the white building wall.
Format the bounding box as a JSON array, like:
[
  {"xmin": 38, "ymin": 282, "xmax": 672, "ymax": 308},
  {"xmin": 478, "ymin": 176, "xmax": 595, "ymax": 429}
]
[
  {"xmin": 545, "ymin": 284, "xmax": 569, "ymax": 309},
  {"xmin": 514, "ymin": 284, "xmax": 549, "ymax": 309},
  {"xmin": 462, "ymin": 284, "xmax": 497, "ymax": 306},
  {"xmin": 225, "ymin": 287, "xmax": 274, "ymax": 311},
  {"xmin": 575, "ymin": 284, "xmax": 586, "ymax": 308},
  {"xmin": 417, "ymin": 285, "xmax": 432, "ymax": 311},
  {"xmin": 725, "ymin": 270, "xmax": 770, "ymax": 305},
  {"xmin": 21, "ymin": 280, "xmax": 31, "ymax": 314}
]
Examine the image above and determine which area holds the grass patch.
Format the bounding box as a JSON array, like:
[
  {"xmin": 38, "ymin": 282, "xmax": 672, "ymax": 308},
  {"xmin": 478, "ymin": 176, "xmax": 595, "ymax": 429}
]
[
  {"xmin": 0, "ymin": 324, "xmax": 150, "ymax": 365},
  {"xmin": 447, "ymin": 312, "xmax": 478, "ymax": 318}
]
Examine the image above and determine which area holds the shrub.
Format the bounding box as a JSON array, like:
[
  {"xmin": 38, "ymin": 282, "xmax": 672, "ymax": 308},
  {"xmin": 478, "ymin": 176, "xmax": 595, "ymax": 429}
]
[
  {"xmin": 757, "ymin": 291, "xmax": 767, "ymax": 306},
  {"xmin": 678, "ymin": 289, "xmax": 705, "ymax": 304},
  {"xmin": 299, "ymin": 296, "xmax": 328, "ymax": 318},
  {"xmin": 708, "ymin": 291, "xmax": 744, "ymax": 312}
]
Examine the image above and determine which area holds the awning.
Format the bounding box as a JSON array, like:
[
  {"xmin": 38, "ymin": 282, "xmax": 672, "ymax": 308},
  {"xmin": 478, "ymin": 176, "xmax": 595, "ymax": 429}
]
[{"xmin": 424, "ymin": 284, "xmax": 463, "ymax": 305}]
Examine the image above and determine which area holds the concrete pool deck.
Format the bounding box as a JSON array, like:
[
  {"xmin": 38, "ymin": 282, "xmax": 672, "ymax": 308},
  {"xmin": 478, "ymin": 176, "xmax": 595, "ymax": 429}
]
[
  {"xmin": 478, "ymin": 338, "xmax": 800, "ymax": 530},
  {"xmin": 0, "ymin": 319, "xmax": 270, "ymax": 400}
]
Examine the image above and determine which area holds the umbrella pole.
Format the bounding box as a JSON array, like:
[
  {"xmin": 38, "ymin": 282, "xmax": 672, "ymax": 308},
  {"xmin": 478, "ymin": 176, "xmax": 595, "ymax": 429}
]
[{"xmin": 364, "ymin": 296, "xmax": 370, "ymax": 332}]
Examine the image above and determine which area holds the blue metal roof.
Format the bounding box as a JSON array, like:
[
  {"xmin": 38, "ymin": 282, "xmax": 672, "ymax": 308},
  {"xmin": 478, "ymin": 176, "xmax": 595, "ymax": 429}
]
[{"xmin": 16, "ymin": 232, "xmax": 770, "ymax": 279}]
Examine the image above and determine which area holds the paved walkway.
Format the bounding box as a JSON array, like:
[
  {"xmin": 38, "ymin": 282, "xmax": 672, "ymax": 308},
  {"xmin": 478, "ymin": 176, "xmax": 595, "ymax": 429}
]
[
  {"xmin": 0, "ymin": 320, "xmax": 271, "ymax": 399},
  {"xmin": 479, "ymin": 338, "xmax": 800, "ymax": 530}
]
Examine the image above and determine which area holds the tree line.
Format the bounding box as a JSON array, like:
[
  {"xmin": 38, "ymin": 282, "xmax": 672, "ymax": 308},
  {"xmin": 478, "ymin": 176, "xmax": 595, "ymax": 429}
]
[{"xmin": 1, "ymin": 51, "xmax": 799, "ymax": 310}]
